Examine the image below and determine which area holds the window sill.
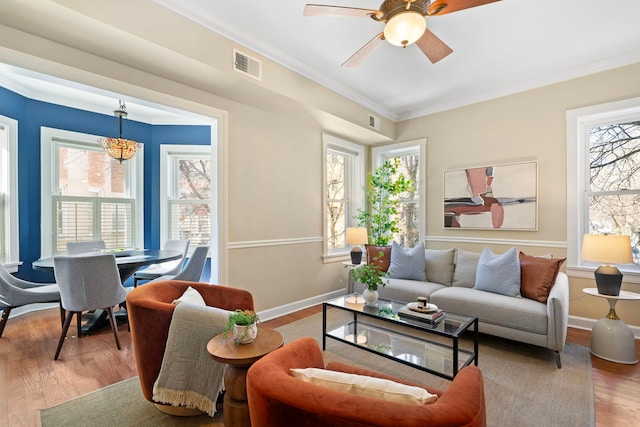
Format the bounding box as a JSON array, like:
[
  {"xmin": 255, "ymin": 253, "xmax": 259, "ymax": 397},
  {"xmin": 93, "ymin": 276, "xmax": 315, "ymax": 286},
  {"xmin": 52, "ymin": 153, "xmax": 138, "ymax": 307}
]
[{"xmin": 322, "ymin": 253, "xmax": 351, "ymax": 264}]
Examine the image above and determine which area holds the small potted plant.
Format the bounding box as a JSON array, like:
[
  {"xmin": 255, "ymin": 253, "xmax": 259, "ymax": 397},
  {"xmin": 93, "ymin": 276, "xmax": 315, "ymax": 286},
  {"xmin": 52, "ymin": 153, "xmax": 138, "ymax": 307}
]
[
  {"xmin": 223, "ymin": 309, "xmax": 259, "ymax": 344},
  {"xmin": 350, "ymin": 252, "xmax": 389, "ymax": 304}
]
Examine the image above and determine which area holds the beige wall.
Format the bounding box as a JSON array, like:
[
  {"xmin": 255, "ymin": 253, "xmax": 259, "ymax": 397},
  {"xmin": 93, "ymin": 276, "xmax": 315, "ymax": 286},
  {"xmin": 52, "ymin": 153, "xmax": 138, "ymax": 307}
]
[
  {"xmin": 397, "ymin": 62, "xmax": 640, "ymax": 327},
  {"xmin": 2, "ymin": 0, "xmax": 640, "ymax": 323}
]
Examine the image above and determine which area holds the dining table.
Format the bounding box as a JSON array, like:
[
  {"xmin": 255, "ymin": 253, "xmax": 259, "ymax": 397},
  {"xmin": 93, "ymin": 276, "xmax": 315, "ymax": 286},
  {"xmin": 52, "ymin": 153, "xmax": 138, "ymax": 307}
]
[{"xmin": 33, "ymin": 249, "xmax": 183, "ymax": 335}]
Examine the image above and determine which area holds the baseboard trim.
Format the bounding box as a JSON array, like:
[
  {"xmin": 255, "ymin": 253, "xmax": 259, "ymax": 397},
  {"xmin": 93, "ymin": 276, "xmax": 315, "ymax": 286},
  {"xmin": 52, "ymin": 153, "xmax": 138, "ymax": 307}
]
[
  {"xmin": 569, "ymin": 314, "xmax": 640, "ymax": 340},
  {"xmin": 257, "ymin": 288, "xmax": 344, "ymax": 322}
]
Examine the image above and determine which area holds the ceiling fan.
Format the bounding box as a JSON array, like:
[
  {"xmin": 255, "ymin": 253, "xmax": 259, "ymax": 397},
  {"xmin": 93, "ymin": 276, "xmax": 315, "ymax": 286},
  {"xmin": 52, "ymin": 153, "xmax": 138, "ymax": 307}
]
[{"xmin": 304, "ymin": 0, "xmax": 500, "ymax": 67}]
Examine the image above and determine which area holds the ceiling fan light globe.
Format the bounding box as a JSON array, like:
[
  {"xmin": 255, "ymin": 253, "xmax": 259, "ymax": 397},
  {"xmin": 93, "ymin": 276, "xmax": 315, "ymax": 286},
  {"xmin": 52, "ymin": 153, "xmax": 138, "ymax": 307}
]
[{"xmin": 383, "ymin": 11, "xmax": 426, "ymax": 47}]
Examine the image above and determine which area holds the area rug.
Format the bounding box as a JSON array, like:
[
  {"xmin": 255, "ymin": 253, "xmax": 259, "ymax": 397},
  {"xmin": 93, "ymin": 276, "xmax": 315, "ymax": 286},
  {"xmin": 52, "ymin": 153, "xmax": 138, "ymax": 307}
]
[{"xmin": 40, "ymin": 312, "xmax": 594, "ymax": 427}]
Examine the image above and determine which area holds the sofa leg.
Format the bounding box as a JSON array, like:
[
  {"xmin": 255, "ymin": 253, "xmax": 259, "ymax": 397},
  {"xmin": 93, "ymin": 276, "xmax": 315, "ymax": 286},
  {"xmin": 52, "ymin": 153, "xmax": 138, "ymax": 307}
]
[{"xmin": 554, "ymin": 351, "xmax": 562, "ymax": 369}]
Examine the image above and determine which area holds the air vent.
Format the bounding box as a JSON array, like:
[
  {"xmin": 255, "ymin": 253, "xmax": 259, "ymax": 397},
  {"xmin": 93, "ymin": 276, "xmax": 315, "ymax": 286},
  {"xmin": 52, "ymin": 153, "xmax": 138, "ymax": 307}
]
[
  {"xmin": 368, "ymin": 114, "xmax": 380, "ymax": 131},
  {"xmin": 233, "ymin": 49, "xmax": 262, "ymax": 81}
]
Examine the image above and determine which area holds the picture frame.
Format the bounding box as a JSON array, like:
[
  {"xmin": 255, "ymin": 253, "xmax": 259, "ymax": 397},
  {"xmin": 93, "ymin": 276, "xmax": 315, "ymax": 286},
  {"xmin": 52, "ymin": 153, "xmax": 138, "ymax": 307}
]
[{"xmin": 443, "ymin": 160, "xmax": 538, "ymax": 230}]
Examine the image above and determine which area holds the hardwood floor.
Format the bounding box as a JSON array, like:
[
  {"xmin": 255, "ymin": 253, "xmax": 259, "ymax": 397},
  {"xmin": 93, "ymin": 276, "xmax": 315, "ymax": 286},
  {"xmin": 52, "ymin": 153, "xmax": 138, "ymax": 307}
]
[{"xmin": 0, "ymin": 305, "xmax": 638, "ymax": 426}]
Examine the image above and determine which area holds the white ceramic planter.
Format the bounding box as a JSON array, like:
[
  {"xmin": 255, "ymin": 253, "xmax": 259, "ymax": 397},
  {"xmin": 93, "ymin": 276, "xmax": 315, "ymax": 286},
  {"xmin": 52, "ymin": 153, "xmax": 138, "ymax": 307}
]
[
  {"xmin": 233, "ymin": 322, "xmax": 258, "ymax": 344},
  {"xmin": 363, "ymin": 288, "xmax": 379, "ymax": 305}
]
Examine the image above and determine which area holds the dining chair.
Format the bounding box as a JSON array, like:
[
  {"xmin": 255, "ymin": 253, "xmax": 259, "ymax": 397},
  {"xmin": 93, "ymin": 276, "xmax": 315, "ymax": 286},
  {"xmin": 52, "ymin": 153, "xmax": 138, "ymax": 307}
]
[
  {"xmin": 66, "ymin": 240, "xmax": 106, "ymax": 255},
  {"xmin": 0, "ymin": 264, "xmax": 62, "ymax": 338},
  {"xmin": 133, "ymin": 239, "xmax": 190, "ymax": 287},
  {"xmin": 150, "ymin": 246, "xmax": 209, "ymax": 283},
  {"xmin": 53, "ymin": 253, "xmax": 129, "ymax": 360}
]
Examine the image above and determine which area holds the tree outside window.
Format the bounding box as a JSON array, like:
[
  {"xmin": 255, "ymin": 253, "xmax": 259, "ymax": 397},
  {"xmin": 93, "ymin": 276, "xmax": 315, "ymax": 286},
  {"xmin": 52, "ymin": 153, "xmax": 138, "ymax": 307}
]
[{"xmin": 587, "ymin": 120, "xmax": 640, "ymax": 262}]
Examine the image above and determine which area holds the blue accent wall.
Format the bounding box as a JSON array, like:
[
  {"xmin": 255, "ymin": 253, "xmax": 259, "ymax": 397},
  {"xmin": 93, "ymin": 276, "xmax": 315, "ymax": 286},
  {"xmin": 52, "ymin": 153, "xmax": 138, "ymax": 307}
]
[{"xmin": 0, "ymin": 86, "xmax": 211, "ymax": 283}]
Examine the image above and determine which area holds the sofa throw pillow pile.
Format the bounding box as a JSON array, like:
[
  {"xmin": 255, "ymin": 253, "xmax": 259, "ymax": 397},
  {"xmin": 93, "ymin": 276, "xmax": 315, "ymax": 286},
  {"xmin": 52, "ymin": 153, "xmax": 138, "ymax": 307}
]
[
  {"xmin": 473, "ymin": 247, "xmax": 521, "ymax": 297},
  {"xmin": 290, "ymin": 367, "xmax": 438, "ymax": 405},
  {"xmin": 519, "ymin": 252, "xmax": 566, "ymax": 303},
  {"xmin": 387, "ymin": 241, "xmax": 427, "ymax": 280}
]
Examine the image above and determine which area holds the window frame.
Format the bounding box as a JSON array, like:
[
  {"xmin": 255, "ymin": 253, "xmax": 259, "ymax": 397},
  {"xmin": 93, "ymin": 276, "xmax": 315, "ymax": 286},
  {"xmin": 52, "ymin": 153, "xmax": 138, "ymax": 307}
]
[
  {"xmin": 566, "ymin": 96, "xmax": 640, "ymax": 282},
  {"xmin": 322, "ymin": 134, "xmax": 365, "ymax": 261},
  {"xmin": 40, "ymin": 127, "xmax": 144, "ymax": 257},
  {"xmin": 159, "ymin": 144, "xmax": 212, "ymax": 255},
  {"xmin": 0, "ymin": 115, "xmax": 19, "ymax": 271},
  {"xmin": 372, "ymin": 139, "xmax": 427, "ymax": 247}
]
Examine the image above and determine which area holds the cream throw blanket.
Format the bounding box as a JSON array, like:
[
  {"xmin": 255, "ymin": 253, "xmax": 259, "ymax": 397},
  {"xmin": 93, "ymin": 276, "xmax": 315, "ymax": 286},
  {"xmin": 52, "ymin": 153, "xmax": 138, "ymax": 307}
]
[{"xmin": 152, "ymin": 303, "xmax": 230, "ymax": 416}]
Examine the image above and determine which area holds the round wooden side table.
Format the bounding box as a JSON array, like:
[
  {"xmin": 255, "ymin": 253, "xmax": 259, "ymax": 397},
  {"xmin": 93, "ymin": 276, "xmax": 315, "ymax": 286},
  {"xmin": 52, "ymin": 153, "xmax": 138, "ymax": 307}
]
[
  {"xmin": 582, "ymin": 288, "xmax": 640, "ymax": 364},
  {"xmin": 207, "ymin": 327, "xmax": 284, "ymax": 427}
]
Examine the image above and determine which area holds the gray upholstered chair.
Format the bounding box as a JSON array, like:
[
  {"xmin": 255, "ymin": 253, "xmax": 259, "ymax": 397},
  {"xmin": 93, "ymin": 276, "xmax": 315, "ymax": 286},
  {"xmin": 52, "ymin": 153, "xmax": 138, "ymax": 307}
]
[
  {"xmin": 53, "ymin": 253, "xmax": 129, "ymax": 360},
  {"xmin": 150, "ymin": 246, "xmax": 209, "ymax": 283},
  {"xmin": 66, "ymin": 240, "xmax": 106, "ymax": 255},
  {"xmin": 133, "ymin": 239, "xmax": 190, "ymax": 287},
  {"xmin": 0, "ymin": 264, "xmax": 62, "ymax": 338}
]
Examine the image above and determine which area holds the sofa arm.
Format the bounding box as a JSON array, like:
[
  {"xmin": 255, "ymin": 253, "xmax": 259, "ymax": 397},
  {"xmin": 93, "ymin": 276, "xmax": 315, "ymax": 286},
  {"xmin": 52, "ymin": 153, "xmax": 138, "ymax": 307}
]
[{"xmin": 546, "ymin": 272, "xmax": 569, "ymax": 352}]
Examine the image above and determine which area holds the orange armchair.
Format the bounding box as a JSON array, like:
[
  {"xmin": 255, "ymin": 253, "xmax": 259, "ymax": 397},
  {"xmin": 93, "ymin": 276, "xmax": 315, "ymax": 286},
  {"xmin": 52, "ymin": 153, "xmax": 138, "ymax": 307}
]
[
  {"xmin": 246, "ymin": 337, "xmax": 486, "ymax": 427},
  {"xmin": 126, "ymin": 280, "xmax": 254, "ymax": 404}
]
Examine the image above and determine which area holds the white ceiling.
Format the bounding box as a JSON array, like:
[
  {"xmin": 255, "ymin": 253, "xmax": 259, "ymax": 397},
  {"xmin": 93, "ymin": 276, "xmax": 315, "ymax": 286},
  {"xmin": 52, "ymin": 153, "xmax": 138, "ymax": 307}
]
[{"xmin": 156, "ymin": 0, "xmax": 640, "ymax": 121}]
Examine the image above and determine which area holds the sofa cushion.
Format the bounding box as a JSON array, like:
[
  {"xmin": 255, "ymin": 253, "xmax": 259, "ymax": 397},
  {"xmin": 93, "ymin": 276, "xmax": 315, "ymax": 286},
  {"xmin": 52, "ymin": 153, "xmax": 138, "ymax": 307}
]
[
  {"xmin": 519, "ymin": 252, "xmax": 566, "ymax": 303},
  {"xmin": 377, "ymin": 278, "xmax": 446, "ymax": 302},
  {"xmin": 452, "ymin": 249, "xmax": 481, "ymax": 288},
  {"xmin": 388, "ymin": 242, "xmax": 426, "ymax": 280},
  {"xmin": 474, "ymin": 247, "xmax": 521, "ymax": 297},
  {"xmin": 430, "ymin": 287, "xmax": 548, "ymax": 335},
  {"xmin": 365, "ymin": 245, "xmax": 392, "ymax": 273},
  {"xmin": 290, "ymin": 367, "xmax": 438, "ymax": 405},
  {"xmin": 425, "ymin": 248, "xmax": 455, "ymax": 286}
]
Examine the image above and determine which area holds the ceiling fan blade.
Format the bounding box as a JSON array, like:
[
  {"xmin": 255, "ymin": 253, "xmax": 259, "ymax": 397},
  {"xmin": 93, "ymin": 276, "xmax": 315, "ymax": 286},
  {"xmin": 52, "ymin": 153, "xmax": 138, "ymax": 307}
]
[
  {"xmin": 415, "ymin": 28, "xmax": 453, "ymax": 64},
  {"xmin": 304, "ymin": 4, "xmax": 381, "ymax": 18},
  {"xmin": 342, "ymin": 33, "xmax": 384, "ymax": 68},
  {"xmin": 428, "ymin": 0, "xmax": 500, "ymax": 16}
]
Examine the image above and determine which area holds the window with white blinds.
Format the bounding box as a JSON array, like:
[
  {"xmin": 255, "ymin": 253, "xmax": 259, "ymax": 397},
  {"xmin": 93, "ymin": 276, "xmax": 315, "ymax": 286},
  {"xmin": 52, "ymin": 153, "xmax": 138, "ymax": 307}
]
[
  {"xmin": 41, "ymin": 127, "xmax": 143, "ymax": 257},
  {"xmin": 53, "ymin": 196, "xmax": 135, "ymax": 253},
  {"xmin": 0, "ymin": 116, "xmax": 18, "ymax": 266},
  {"xmin": 160, "ymin": 145, "xmax": 212, "ymax": 250}
]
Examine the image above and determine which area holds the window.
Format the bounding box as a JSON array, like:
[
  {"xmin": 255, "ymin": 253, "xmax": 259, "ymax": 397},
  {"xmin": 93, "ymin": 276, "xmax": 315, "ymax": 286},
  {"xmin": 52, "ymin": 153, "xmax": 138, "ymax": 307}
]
[
  {"xmin": 323, "ymin": 134, "xmax": 364, "ymax": 259},
  {"xmin": 41, "ymin": 128, "xmax": 143, "ymax": 256},
  {"xmin": 0, "ymin": 115, "xmax": 18, "ymax": 268},
  {"xmin": 372, "ymin": 139, "xmax": 426, "ymax": 248},
  {"xmin": 160, "ymin": 145, "xmax": 212, "ymax": 252},
  {"xmin": 566, "ymin": 97, "xmax": 640, "ymax": 279}
]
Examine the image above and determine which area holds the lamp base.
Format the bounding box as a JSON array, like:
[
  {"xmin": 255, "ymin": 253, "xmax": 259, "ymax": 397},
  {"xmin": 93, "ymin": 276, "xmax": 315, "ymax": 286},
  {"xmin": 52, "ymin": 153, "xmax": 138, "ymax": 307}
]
[
  {"xmin": 350, "ymin": 249, "xmax": 362, "ymax": 265},
  {"xmin": 594, "ymin": 265, "xmax": 623, "ymax": 296}
]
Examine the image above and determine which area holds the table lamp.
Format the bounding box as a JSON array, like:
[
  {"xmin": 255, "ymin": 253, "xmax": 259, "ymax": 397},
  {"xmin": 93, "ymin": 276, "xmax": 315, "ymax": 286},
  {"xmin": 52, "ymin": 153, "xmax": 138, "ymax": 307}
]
[
  {"xmin": 581, "ymin": 234, "xmax": 633, "ymax": 296},
  {"xmin": 346, "ymin": 227, "xmax": 368, "ymax": 265}
]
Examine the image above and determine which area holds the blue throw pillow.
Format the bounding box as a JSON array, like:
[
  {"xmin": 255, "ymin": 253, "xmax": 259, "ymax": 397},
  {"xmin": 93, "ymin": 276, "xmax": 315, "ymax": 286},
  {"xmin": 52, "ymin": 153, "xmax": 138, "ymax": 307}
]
[
  {"xmin": 388, "ymin": 241, "xmax": 426, "ymax": 281},
  {"xmin": 473, "ymin": 247, "xmax": 521, "ymax": 297}
]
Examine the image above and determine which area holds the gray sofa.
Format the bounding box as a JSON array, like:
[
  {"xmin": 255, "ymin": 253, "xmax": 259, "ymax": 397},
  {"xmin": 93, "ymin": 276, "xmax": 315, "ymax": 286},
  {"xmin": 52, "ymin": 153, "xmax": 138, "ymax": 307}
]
[{"xmin": 354, "ymin": 247, "xmax": 569, "ymax": 368}]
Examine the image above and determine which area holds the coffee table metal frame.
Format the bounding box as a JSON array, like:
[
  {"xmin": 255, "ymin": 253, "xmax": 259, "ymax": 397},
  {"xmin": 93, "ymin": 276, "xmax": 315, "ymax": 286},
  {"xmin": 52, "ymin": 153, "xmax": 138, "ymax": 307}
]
[{"xmin": 323, "ymin": 295, "xmax": 479, "ymax": 380}]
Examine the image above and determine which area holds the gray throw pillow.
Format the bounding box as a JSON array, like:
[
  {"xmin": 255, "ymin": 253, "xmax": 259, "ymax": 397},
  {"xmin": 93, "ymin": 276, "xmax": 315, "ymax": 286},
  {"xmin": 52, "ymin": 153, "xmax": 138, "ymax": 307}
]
[
  {"xmin": 452, "ymin": 249, "xmax": 482, "ymax": 288},
  {"xmin": 388, "ymin": 241, "xmax": 426, "ymax": 281},
  {"xmin": 425, "ymin": 248, "xmax": 455, "ymax": 285},
  {"xmin": 473, "ymin": 247, "xmax": 521, "ymax": 297}
]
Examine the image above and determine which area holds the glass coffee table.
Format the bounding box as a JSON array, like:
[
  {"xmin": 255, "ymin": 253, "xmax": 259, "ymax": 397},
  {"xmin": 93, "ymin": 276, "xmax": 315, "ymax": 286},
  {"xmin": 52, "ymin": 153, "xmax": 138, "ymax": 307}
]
[{"xmin": 322, "ymin": 295, "xmax": 478, "ymax": 380}]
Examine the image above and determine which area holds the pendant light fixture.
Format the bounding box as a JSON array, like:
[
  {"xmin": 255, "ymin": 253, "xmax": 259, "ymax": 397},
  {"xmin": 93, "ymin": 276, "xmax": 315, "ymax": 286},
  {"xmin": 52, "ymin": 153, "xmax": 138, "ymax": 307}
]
[{"xmin": 98, "ymin": 100, "xmax": 142, "ymax": 163}]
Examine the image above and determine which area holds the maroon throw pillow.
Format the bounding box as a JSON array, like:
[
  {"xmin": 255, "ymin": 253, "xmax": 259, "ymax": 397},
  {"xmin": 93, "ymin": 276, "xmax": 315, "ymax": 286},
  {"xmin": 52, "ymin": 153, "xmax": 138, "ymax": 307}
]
[
  {"xmin": 365, "ymin": 245, "xmax": 392, "ymax": 273},
  {"xmin": 519, "ymin": 252, "xmax": 566, "ymax": 303}
]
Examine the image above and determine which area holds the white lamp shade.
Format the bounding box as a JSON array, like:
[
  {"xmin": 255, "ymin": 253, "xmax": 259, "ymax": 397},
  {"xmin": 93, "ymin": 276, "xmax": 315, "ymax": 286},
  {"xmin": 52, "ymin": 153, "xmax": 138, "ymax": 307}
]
[
  {"xmin": 346, "ymin": 227, "xmax": 368, "ymax": 245},
  {"xmin": 383, "ymin": 11, "xmax": 426, "ymax": 47},
  {"xmin": 581, "ymin": 234, "xmax": 633, "ymax": 265}
]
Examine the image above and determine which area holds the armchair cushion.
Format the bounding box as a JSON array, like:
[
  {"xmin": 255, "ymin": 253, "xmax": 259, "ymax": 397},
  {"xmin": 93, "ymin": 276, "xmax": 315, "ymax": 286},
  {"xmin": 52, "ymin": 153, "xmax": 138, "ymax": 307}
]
[
  {"xmin": 290, "ymin": 367, "xmax": 437, "ymax": 405},
  {"xmin": 172, "ymin": 286, "xmax": 206, "ymax": 306}
]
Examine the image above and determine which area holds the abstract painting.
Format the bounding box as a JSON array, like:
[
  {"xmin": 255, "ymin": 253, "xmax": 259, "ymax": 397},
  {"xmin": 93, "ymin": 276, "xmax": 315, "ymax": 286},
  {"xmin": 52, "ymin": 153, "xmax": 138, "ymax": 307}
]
[{"xmin": 444, "ymin": 161, "xmax": 537, "ymax": 230}]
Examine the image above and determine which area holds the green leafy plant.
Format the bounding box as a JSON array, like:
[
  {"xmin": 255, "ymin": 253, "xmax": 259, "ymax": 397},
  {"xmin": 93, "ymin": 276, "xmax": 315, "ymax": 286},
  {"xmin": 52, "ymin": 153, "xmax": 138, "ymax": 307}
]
[
  {"xmin": 350, "ymin": 252, "xmax": 388, "ymax": 291},
  {"xmin": 223, "ymin": 309, "xmax": 259, "ymax": 339},
  {"xmin": 355, "ymin": 158, "xmax": 413, "ymax": 246}
]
